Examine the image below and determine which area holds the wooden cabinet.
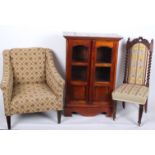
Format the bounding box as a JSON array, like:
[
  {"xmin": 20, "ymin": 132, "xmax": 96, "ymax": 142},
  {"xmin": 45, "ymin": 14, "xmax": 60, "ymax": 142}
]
[{"xmin": 64, "ymin": 32, "xmax": 122, "ymax": 117}]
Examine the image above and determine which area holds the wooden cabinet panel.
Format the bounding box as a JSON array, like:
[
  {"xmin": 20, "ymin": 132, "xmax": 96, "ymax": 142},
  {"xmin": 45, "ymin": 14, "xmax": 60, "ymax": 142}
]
[
  {"xmin": 64, "ymin": 33, "xmax": 122, "ymax": 117},
  {"xmin": 70, "ymin": 85, "xmax": 87, "ymax": 101},
  {"xmin": 93, "ymin": 86, "xmax": 111, "ymax": 101}
]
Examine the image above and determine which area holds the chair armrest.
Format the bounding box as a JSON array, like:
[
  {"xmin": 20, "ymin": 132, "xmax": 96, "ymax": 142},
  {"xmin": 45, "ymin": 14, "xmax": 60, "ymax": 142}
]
[
  {"xmin": 0, "ymin": 50, "xmax": 13, "ymax": 116},
  {"xmin": 45, "ymin": 49, "xmax": 65, "ymax": 103}
]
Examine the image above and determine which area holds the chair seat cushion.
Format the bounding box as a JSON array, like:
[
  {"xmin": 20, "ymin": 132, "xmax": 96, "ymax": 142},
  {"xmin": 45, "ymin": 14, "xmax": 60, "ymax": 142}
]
[
  {"xmin": 10, "ymin": 83, "xmax": 62, "ymax": 115},
  {"xmin": 112, "ymin": 84, "xmax": 148, "ymax": 105}
]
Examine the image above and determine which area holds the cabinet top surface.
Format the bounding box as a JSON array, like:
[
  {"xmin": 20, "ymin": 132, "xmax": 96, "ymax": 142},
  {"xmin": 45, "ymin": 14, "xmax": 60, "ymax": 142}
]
[{"xmin": 63, "ymin": 32, "xmax": 122, "ymax": 40}]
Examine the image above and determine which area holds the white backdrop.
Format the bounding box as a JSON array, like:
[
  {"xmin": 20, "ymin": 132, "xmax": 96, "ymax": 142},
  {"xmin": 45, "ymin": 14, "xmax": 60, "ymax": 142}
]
[{"xmin": 0, "ymin": 0, "xmax": 155, "ymax": 129}]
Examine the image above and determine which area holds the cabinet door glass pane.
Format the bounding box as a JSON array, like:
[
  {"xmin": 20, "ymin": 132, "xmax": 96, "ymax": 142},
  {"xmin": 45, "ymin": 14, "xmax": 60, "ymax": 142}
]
[
  {"xmin": 71, "ymin": 66, "xmax": 87, "ymax": 81},
  {"xmin": 72, "ymin": 45, "xmax": 88, "ymax": 62},
  {"xmin": 96, "ymin": 47, "xmax": 112, "ymax": 63},
  {"xmin": 96, "ymin": 67, "xmax": 111, "ymax": 82}
]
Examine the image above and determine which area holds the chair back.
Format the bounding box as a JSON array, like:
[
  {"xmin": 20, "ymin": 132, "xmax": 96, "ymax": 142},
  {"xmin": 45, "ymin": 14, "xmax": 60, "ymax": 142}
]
[
  {"xmin": 10, "ymin": 48, "xmax": 47, "ymax": 84},
  {"xmin": 124, "ymin": 37, "xmax": 153, "ymax": 86}
]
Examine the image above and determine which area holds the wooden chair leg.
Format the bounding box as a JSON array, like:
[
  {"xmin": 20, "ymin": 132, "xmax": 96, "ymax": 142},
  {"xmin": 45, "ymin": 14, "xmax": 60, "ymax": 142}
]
[
  {"xmin": 6, "ymin": 116, "xmax": 11, "ymax": 130},
  {"xmin": 57, "ymin": 111, "xmax": 62, "ymax": 124},
  {"xmin": 138, "ymin": 105, "xmax": 144, "ymax": 126},
  {"xmin": 122, "ymin": 102, "xmax": 125, "ymax": 109},
  {"xmin": 144, "ymin": 100, "xmax": 148, "ymax": 113},
  {"xmin": 113, "ymin": 101, "xmax": 117, "ymax": 120}
]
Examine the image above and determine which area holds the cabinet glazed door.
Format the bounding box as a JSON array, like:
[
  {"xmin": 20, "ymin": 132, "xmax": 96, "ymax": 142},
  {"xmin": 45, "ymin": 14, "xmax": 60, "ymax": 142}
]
[
  {"xmin": 89, "ymin": 40, "xmax": 114, "ymax": 103},
  {"xmin": 66, "ymin": 39, "xmax": 92, "ymax": 105}
]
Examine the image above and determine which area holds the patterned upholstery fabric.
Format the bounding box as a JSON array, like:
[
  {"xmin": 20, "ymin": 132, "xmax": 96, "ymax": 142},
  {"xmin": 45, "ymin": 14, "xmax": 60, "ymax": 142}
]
[
  {"xmin": 0, "ymin": 48, "xmax": 65, "ymax": 116},
  {"xmin": 10, "ymin": 48, "xmax": 46, "ymax": 84},
  {"xmin": 10, "ymin": 83, "xmax": 62, "ymax": 115},
  {"xmin": 112, "ymin": 84, "xmax": 148, "ymax": 105},
  {"xmin": 46, "ymin": 50, "xmax": 64, "ymax": 104},
  {"xmin": 0, "ymin": 50, "xmax": 13, "ymax": 115},
  {"xmin": 128, "ymin": 43, "xmax": 148, "ymax": 85}
]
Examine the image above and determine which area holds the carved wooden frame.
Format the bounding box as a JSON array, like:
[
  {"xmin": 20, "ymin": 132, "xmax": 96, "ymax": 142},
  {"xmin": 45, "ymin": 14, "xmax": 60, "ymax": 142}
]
[
  {"xmin": 113, "ymin": 37, "xmax": 154, "ymax": 125},
  {"xmin": 123, "ymin": 37, "xmax": 153, "ymax": 87}
]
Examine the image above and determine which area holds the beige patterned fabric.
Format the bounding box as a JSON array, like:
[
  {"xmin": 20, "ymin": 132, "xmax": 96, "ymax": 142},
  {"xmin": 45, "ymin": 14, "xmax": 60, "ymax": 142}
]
[
  {"xmin": 10, "ymin": 83, "xmax": 62, "ymax": 115},
  {"xmin": 0, "ymin": 48, "xmax": 65, "ymax": 116},
  {"xmin": 112, "ymin": 84, "xmax": 148, "ymax": 105},
  {"xmin": 0, "ymin": 50, "xmax": 13, "ymax": 115},
  {"xmin": 10, "ymin": 48, "xmax": 46, "ymax": 84},
  {"xmin": 128, "ymin": 43, "xmax": 148, "ymax": 85},
  {"xmin": 46, "ymin": 50, "xmax": 65, "ymax": 104}
]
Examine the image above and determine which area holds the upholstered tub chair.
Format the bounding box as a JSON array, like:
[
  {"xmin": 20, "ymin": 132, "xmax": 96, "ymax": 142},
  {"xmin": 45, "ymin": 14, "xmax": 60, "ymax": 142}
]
[
  {"xmin": 0, "ymin": 48, "xmax": 65, "ymax": 129},
  {"xmin": 112, "ymin": 37, "xmax": 153, "ymax": 126}
]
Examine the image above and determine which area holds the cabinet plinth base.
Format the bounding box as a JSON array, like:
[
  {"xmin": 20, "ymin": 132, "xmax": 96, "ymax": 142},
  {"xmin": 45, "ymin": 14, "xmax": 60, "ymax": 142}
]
[{"xmin": 64, "ymin": 106, "xmax": 113, "ymax": 117}]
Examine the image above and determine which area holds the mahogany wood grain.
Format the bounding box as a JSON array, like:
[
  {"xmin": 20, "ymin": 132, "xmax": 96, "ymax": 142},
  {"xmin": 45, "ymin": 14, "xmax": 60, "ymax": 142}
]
[{"xmin": 64, "ymin": 34, "xmax": 122, "ymax": 117}]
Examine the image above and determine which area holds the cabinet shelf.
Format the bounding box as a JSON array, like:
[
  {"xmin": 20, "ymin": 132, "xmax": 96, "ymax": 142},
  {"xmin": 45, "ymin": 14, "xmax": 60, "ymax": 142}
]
[
  {"xmin": 70, "ymin": 81, "xmax": 88, "ymax": 86},
  {"xmin": 94, "ymin": 81, "xmax": 111, "ymax": 86},
  {"xmin": 95, "ymin": 63, "xmax": 112, "ymax": 67},
  {"xmin": 72, "ymin": 62, "xmax": 88, "ymax": 66}
]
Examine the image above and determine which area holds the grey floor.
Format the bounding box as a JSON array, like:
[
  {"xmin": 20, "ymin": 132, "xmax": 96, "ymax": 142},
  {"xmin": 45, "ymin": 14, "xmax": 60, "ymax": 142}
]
[{"xmin": 0, "ymin": 98, "xmax": 155, "ymax": 130}]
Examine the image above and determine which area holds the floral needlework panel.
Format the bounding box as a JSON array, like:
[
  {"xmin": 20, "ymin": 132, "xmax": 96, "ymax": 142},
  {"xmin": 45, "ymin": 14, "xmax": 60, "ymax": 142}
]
[{"xmin": 128, "ymin": 43, "xmax": 148, "ymax": 85}]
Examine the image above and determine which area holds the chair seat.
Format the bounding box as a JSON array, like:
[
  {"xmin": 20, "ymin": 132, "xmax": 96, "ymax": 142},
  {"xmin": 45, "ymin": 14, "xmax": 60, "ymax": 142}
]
[
  {"xmin": 112, "ymin": 84, "xmax": 148, "ymax": 105},
  {"xmin": 10, "ymin": 83, "xmax": 61, "ymax": 115}
]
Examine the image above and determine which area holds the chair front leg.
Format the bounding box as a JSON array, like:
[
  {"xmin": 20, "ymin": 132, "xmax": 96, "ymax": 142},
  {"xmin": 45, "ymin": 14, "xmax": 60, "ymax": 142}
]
[
  {"xmin": 113, "ymin": 101, "xmax": 117, "ymax": 120},
  {"xmin": 144, "ymin": 100, "xmax": 148, "ymax": 113},
  {"xmin": 6, "ymin": 116, "xmax": 11, "ymax": 130},
  {"xmin": 138, "ymin": 105, "xmax": 144, "ymax": 126},
  {"xmin": 57, "ymin": 110, "xmax": 62, "ymax": 124},
  {"xmin": 122, "ymin": 102, "xmax": 125, "ymax": 109}
]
